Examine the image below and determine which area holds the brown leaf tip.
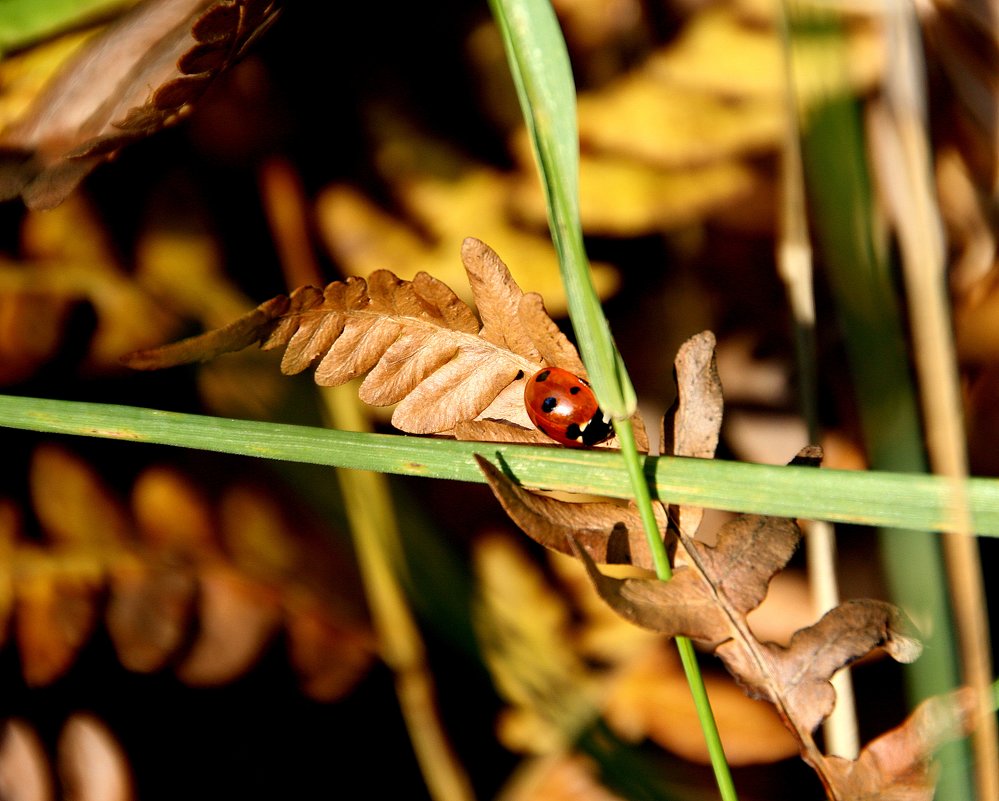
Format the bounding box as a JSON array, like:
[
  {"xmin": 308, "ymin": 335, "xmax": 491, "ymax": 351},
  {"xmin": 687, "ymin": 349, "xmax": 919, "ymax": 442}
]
[{"xmin": 790, "ymin": 445, "xmax": 824, "ymax": 467}]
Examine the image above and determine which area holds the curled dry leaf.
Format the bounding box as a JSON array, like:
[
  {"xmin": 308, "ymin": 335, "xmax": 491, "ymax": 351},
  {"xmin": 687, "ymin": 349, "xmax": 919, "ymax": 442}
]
[
  {"xmin": 124, "ymin": 237, "xmax": 647, "ymax": 446},
  {"xmin": 569, "ymin": 512, "xmax": 803, "ymax": 647},
  {"xmin": 661, "ymin": 330, "xmax": 723, "ymax": 461},
  {"xmin": 476, "ymin": 455, "xmax": 667, "ymax": 571},
  {"xmin": 0, "ymin": 0, "xmax": 281, "ymax": 209},
  {"xmin": 824, "ymin": 687, "xmax": 979, "ymax": 801},
  {"xmin": 661, "ymin": 329, "xmax": 723, "ymax": 536},
  {"xmin": 568, "ymin": 491, "xmax": 941, "ymax": 798},
  {"xmin": 479, "ymin": 320, "xmax": 959, "ymax": 798}
]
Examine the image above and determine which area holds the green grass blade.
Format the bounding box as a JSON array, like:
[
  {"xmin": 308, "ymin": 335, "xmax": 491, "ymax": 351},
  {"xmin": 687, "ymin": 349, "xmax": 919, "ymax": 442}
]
[
  {"xmin": 790, "ymin": 5, "xmax": 972, "ymax": 797},
  {"xmin": 486, "ymin": 0, "xmax": 631, "ymax": 417},
  {"xmin": 0, "ymin": 0, "xmax": 132, "ymax": 52},
  {"xmin": 4, "ymin": 394, "xmax": 998, "ymax": 533}
]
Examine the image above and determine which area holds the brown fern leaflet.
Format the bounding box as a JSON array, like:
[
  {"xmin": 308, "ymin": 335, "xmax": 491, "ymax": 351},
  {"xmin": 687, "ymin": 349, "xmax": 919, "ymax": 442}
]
[{"xmin": 125, "ymin": 237, "xmax": 647, "ymax": 447}]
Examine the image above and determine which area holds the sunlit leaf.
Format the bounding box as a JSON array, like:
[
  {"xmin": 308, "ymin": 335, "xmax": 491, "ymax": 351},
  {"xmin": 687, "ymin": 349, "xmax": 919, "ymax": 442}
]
[
  {"xmin": 0, "ymin": 719, "xmax": 53, "ymax": 801},
  {"xmin": 124, "ymin": 237, "xmax": 647, "ymax": 445},
  {"xmin": 0, "ymin": 0, "xmax": 281, "ymax": 208},
  {"xmin": 57, "ymin": 714, "xmax": 133, "ymax": 801}
]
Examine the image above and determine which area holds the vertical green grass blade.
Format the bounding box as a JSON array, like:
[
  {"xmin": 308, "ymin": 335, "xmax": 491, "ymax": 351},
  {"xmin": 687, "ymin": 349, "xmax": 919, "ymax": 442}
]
[
  {"xmin": 486, "ymin": 0, "xmax": 632, "ymax": 417},
  {"xmin": 487, "ymin": 2, "xmax": 735, "ymax": 798},
  {"xmin": 790, "ymin": 8, "xmax": 972, "ymax": 799},
  {"xmin": 0, "ymin": 0, "xmax": 132, "ymax": 52}
]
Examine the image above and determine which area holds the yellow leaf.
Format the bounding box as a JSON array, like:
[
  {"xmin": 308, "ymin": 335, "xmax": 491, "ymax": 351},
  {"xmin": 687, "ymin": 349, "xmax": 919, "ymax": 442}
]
[
  {"xmin": 603, "ymin": 643, "xmax": 799, "ymax": 765},
  {"xmin": 316, "ymin": 122, "xmax": 619, "ymax": 316},
  {"xmin": 473, "ymin": 534, "xmax": 599, "ymax": 752},
  {"xmin": 512, "ymin": 147, "xmax": 759, "ymax": 235}
]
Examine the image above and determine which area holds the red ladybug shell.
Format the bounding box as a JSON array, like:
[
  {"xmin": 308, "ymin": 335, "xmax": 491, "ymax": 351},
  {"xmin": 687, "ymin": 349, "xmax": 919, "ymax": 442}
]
[{"xmin": 524, "ymin": 367, "xmax": 613, "ymax": 447}]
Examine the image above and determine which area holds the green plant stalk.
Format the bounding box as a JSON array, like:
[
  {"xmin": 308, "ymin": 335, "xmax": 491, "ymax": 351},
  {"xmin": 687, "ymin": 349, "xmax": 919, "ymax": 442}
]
[
  {"xmin": 486, "ymin": 0, "xmax": 631, "ymax": 418},
  {"xmin": 617, "ymin": 417, "xmax": 737, "ymax": 801},
  {"xmin": 323, "ymin": 385, "xmax": 475, "ymax": 801},
  {"xmin": 791, "ymin": 8, "xmax": 972, "ymax": 797},
  {"xmin": 776, "ymin": 1, "xmax": 860, "ymax": 760},
  {"xmin": 4, "ymin": 394, "xmax": 999, "ymax": 533},
  {"xmin": 486, "ymin": 4, "xmax": 733, "ymax": 793}
]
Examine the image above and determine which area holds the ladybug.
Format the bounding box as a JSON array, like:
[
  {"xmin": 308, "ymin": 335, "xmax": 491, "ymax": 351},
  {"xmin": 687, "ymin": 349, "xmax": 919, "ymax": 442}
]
[{"xmin": 524, "ymin": 367, "xmax": 614, "ymax": 447}]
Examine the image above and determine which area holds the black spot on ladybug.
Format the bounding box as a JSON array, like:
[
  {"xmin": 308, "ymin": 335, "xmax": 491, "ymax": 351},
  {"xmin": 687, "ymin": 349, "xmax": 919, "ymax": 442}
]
[
  {"xmin": 569, "ymin": 386, "xmax": 581, "ymax": 395},
  {"xmin": 535, "ymin": 370, "xmax": 551, "ymax": 382},
  {"xmin": 541, "ymin": 396, "xmax": 558, "ymax": 413},
  {"xmin": 515, "ymin": 370, "xmax": 524, "ymax": 380}
]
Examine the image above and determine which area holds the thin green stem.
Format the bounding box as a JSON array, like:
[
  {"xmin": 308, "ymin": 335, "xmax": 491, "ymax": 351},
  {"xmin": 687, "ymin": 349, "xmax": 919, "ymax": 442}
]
[
  {"xmin": 616, "ymin": 417, "xmax": 737, "ymax": 800},
  {"xmin": 614, "ymin": 417, "xmax": 672, "ymax": 579}
]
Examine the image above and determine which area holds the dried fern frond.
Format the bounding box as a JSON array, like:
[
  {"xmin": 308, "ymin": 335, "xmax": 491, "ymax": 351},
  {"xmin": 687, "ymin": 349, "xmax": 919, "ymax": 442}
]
[{"xmin": 125, "ymin": 237, "xmax": 647, "ymax": 447}]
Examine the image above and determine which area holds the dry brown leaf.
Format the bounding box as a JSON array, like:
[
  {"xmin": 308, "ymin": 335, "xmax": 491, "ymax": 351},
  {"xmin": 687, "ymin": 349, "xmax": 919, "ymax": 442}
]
[
  {"xmin": 478, "ymin": 314, "xmax": 954, "ymax": 795},
  {"xmin": 661, "ymin": 330, "xmax": 723, "ymax": 536},
  {"xmin": 824, "ymin": 687, "xmax": 979, "ymax": 801},
  {"xmin": 662, "ymin": 331, "xmax": 723, "ymax": 461},
  {"xmin": 569, "ymin": 486, "xmax": 942, "ymax": 796},
  {"xmin": 0, "ymin": 0, "xmax": 281, "ymax": 209},
  {"xmin": 124, "ymin": 237, "xmax": 645, "ymax": 445},
  {"xmin": 5, "ymin": 445, "xmax": 372, "ymax": 697},
  {"xmin": 106, "ymin": 556, "xmax": 196, "ymax": 673},
  {"xmin": 57, "ymin": 714, "xmax": 133, "ymax": 801},
  {"xmin": 476, "ymin": 456, "xmax": 666, "ymax": 570},
  {"xmin": 316, "ymin": 121, "xmax": 619, "ymax": 317},
  {"xmin": 176, "ymin": 562, "xmax": 283, "ymax": 685}
]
